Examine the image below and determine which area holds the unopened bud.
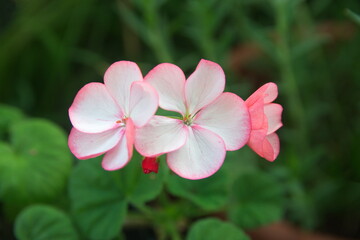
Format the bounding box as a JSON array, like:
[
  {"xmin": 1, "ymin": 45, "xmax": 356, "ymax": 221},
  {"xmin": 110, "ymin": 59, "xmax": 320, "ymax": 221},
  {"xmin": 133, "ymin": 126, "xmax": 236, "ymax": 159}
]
[{"xmin": 142, "ymin": 157, "xmax": 159, "ymax": 174}]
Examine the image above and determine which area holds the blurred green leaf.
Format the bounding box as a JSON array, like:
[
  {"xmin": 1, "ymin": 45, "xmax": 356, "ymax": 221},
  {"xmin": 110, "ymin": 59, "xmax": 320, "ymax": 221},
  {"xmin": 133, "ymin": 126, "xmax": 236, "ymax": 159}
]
[
  {"xmin": 228, "ymin": 171, "xmax": 284, "ymax": 229},
  {"xmin": 117, "ymin": 0, "xmax": 173, "ymax": 62},
  {"xmin": 292, "ymin": 36, "xmax": 326, "ymax": 59},
  {"xmin": 0, "ymin": 104, "xmax": 24, "ymax": 139},
  {"xmin": 0, "ymin": 119, "xmax": 72, "ymax": 218},
  {"xmin": 69, "ymin": 158, "xmax": 127, "ymax": 240},
  {"xmin": 222, "ymin": 148, "xmax": 259, "ymax": 184},
  {"xmin": 69, "ymin": 154, "xmax": 164, "ymax": 239},
  {"xmin": 346, "ymin": 9, "xmax": 360, "ymax": 25},
  {"xmin": 186, "ymin": 218, "xmax": 250, "ymax": 240},
  {"xmin": 15, "ymin": 205, "xmax": 78, "ymax": 240},
  {"xmin": 167, "ymin": 169, "xmax": 228, "ymax": 211},
  {"xmin": 121, "ymin": 152, "xmax": 165, "ymax": 204}
]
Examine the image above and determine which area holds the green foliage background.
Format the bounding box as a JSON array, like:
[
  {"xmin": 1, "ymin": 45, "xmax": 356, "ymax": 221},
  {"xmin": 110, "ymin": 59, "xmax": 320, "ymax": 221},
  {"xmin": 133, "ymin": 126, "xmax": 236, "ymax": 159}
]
[{"xmin": 0, "ymin": 0, "xmax": 359, "ymax": 239}]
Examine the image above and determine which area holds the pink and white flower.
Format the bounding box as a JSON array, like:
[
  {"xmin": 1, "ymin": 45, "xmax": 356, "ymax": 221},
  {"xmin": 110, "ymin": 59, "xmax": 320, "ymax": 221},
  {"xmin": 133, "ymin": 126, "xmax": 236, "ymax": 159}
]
[
  {"xmin": 135, "ymin": 59, "xmax": 250, "ymax": 180},
  {"xmin": 68, "ymin": 61, "xmax": 158, "ymax": 170},
  {"xmin": 245, "ymin": 83, "xmax": 283, "ymax": 161}
]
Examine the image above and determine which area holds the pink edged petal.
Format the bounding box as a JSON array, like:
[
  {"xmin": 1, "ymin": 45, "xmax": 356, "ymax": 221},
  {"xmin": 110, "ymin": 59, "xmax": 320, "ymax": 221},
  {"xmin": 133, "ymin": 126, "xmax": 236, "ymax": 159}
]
[
  {"xmin": 125, "ymin": 118, "xmax": 135, "ymax": 158},
  {"xmin": 135, "ymin": 116, "xmax": 188, "ymax": 157},
  {"xmin": 102, "ymin": 132, "xmax": 132, "ymax": 171},
  {"xmin": 104, "ymin": 61, "xmax": 143, "ymax": 115},
  {"xmin": 68, "ymin": 127, "xmax": 124, "ymax": 160},
  {"xmin": 262, "ymin": 133, "xmax": 280, "ymax": 162},
  {"xmin": 129, "ymin": 81, "xmax": 158, "ymax": 128},
  {"xmin": 246, "ymin": 82, "xmax": 278, "ymax": 107},
  {"xmin": 194, "ymin": 92, "xmax": 250, "ymax": 151},
  {"xmin": 264, "ymin": 103, "xmax": 283, "ymax": 134},
  {"xmin": 248, "ymin": 97, "xmax": 266, "ymax": 130},
  {"xmin": 247, "ymin": 130, "xmax": 280, "ymax": 162},
  {"xmin": 167, "ymin": 126, "xmax": 226, "ymax": 180},
  {"xmin": 247, "ymin": 129, "xmax": 267, "ymax": 159},
  {"xmin": 144, "ymin": 63, "xmax": 186, "ymax": 114},
  {"xmin": 185, "ymin": 59, "xmax": 225, "ymax": 114},
  {"xmin": 69, "ymin": 83, "xmax": 122, "ymax": 133}
]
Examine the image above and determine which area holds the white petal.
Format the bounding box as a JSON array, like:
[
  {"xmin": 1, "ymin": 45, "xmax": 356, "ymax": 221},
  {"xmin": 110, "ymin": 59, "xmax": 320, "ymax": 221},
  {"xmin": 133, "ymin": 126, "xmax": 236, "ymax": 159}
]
[
  {"xmin": 185, "ymin": 59, "xmax": 225, "ymax": 114},
  {"xmin": 129, "ymin": 81, "xmax": 159, "ymax": 128},
  {"xmin": 69, "ymin": 83, "xmax": 122, "ymax": 133},
  {"xmin": 167, "ymin": 126, "xmax": 226, "ymax": 180},
  {"xmin": 144, "ymin": 63, "xmax": 186, "ymax": 114},
  {"xmin": 102, "ymin": 132, "xmax": 132, "ymax": 171},
  {"xmin": 194, "ymin": 93, "xmax": 250, "ymax": 151},
  {"xmin": 104, "ymin": 61, "xmax": 143, "ymax": 115},
  {"xmin": 135, "ymin": 116, "xmax": 188, "ymax": 157},
  {"xmin": 264, "ymin": 103, "xmax": 283, "ymax": 134},
  {"xmin": 68, "ymin": 127, "xmax": 124, "ymax": 159}
]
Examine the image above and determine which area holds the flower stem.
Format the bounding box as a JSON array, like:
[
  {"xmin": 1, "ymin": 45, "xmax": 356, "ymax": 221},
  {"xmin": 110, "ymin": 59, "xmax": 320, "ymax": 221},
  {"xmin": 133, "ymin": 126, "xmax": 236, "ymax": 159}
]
[{"xmin": 133, "ymin": 198, "xmax": 182, "ymax": 240}]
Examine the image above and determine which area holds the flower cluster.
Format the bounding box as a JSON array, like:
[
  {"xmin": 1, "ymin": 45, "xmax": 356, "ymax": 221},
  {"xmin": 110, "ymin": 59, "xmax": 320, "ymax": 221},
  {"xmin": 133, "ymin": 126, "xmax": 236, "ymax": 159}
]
[{"xmin": 68, "ymin": 60, "xmax": 282, "ymax": 179}]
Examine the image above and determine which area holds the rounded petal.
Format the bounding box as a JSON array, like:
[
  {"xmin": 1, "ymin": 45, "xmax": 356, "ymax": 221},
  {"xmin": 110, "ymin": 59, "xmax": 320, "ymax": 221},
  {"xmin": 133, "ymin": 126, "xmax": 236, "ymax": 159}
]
[
  {"xmin": 246, "ymin": 82, "xmax": 278, "ymax": 107},
  {"xmin": 247, "ymin": 129, "xmax": 267, "ymax": 158},
  {"xmin": 69, "ymin": 83, "xmax": 122, "ymax": 133},
  {"xmin": 185, "ymin": 59, "xmax": 225, "ymax": 114},
  {"xmin": 68, "ymin": 127, "xmax": 124, "ymax": 159},
  {"xmin": 135, "ymin": 116, "xmax": 188, "ymax": 157},
  {"xmin": 102, "ymin": 131, "xmax": 132, "ymax": 171},
  {"xmin": 104, "ymin": 61, "xmax": 143, "ymax": 115},
  {"xmin": 262, "ymin": 133, "xmax": 280, "ymax": 161},
  {"xmin": 247, "ymin": 130, "xmax": 279, "ymax": 162},
  {"xmin": 144, "ymin": 63, "xmax": 186, "ymax": 114},
  {"xmin": 248, "ymin": 97, "xmax": 265, "ymax": 130},
  {"xmin": 264, "ymin": 103, "xmax": 283, "ymax": 134},
  {"xmin": 194, "ymin": 92, "xmax": 250, "ymax": 151},
  {"xmin": 128, "ymin": 81, "xmax": 158, "ymax": 128},
  {"xmin": 167, "ymin": 126, "xmax": 226, "ymax": 180}
]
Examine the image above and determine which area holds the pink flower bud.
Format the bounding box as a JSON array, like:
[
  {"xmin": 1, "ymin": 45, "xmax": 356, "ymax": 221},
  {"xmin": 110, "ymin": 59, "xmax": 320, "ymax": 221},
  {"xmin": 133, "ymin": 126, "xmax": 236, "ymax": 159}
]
[{"xmin": 142, "ymin": 157, "xmax": 159, "ymax": 174}]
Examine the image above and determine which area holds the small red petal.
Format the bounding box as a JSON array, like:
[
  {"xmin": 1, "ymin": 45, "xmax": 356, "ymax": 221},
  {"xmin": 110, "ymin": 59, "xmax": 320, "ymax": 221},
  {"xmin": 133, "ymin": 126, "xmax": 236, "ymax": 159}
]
[{"xmin": 142, "ymin": 157, "xmax": 159, "ymax": 174}]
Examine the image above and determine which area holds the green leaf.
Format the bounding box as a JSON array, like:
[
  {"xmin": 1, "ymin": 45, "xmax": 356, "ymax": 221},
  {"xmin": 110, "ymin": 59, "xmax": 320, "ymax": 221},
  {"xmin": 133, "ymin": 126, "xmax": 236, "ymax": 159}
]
[
  {"xmin": 0, "ymin": 119, "xmax": 72, "ymax": 218},
  {"xmin": 69, "ymin": 153, "xmax": 164, "ymax": 240},
  {"xmin": 186, "ymin": 218, "xmax": 249, "ymax": 240},
  {"xmin": 15, "ymin": 205, "xmax": 78, "ymax": 240},
  {"xmin": 346, "ymin": 9, "xmax": 360, "ymax": 25},
  {"xmin": 115, "ymin": 152, "xmax": 165, "ymax": 204},
  {"xmin": 0, "ymin": 104, "xmax": 24, "ymax": 139},
  {"xmin": 69, "ymin": 158, "xmax": 127, "ymax": 240},
  {"xmin": 228, "ymin": 171, "xmax": 284, "ymax": 229},
  {"xmin": 167, "ymin": 169, "xmax": 228, "ymax": 211}
]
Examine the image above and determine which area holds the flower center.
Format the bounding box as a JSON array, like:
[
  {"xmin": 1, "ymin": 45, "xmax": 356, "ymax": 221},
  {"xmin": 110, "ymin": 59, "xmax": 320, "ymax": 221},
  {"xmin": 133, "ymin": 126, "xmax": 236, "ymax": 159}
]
[
  {"xmin": 183, "ymin": 109, "xmax": 202, "ymax": 126},
  {"xmin": 116, "ymin": 116, "xmax": 127, "ymax": 127},
  {"xmin": 183, "ymin": 114, "xmax": 194, "ymax": 126}
]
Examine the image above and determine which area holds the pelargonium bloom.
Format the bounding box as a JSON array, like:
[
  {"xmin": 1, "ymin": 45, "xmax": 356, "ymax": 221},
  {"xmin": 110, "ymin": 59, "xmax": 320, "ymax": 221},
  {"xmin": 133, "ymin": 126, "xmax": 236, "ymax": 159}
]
[
  {"xmin": 245, "ymin": 82, "xmax": 283, "ymax": 161},
  {"xmin": 135, "ymin": 59, "xmax": 250, "ymax": 180},
  {"xmin": 68, "ymin": 61, "xmax": 158, "ymax": 170}
]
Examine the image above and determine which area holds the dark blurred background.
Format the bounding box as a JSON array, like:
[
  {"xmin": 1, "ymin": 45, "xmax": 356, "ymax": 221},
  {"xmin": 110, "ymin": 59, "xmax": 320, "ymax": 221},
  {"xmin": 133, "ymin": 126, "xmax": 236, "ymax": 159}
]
[{"xmin": 0, "ymin": 0, "xmax": 360, "ymax": 239}]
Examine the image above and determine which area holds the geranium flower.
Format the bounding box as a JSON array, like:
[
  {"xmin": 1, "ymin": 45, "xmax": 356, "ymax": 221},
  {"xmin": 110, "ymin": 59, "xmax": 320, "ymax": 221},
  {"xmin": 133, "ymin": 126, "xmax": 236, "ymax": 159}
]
[
  {"xmin": 245, "ymin": 83, "xmax": 283, "ymax": 161},
  {"xmin": 68, "ymin": 61, "xmax": 158, "ymax": 170},
  {"xmin": 135, "ymin": 59, "xmax": 250, "ymax": 179}
]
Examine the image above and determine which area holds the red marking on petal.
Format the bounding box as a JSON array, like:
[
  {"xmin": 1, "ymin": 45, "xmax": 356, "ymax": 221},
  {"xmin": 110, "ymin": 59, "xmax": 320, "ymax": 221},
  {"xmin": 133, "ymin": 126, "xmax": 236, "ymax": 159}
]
[{"xmin": 142, "ymin": 157, "xmax": 159, "ymax": 174}]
